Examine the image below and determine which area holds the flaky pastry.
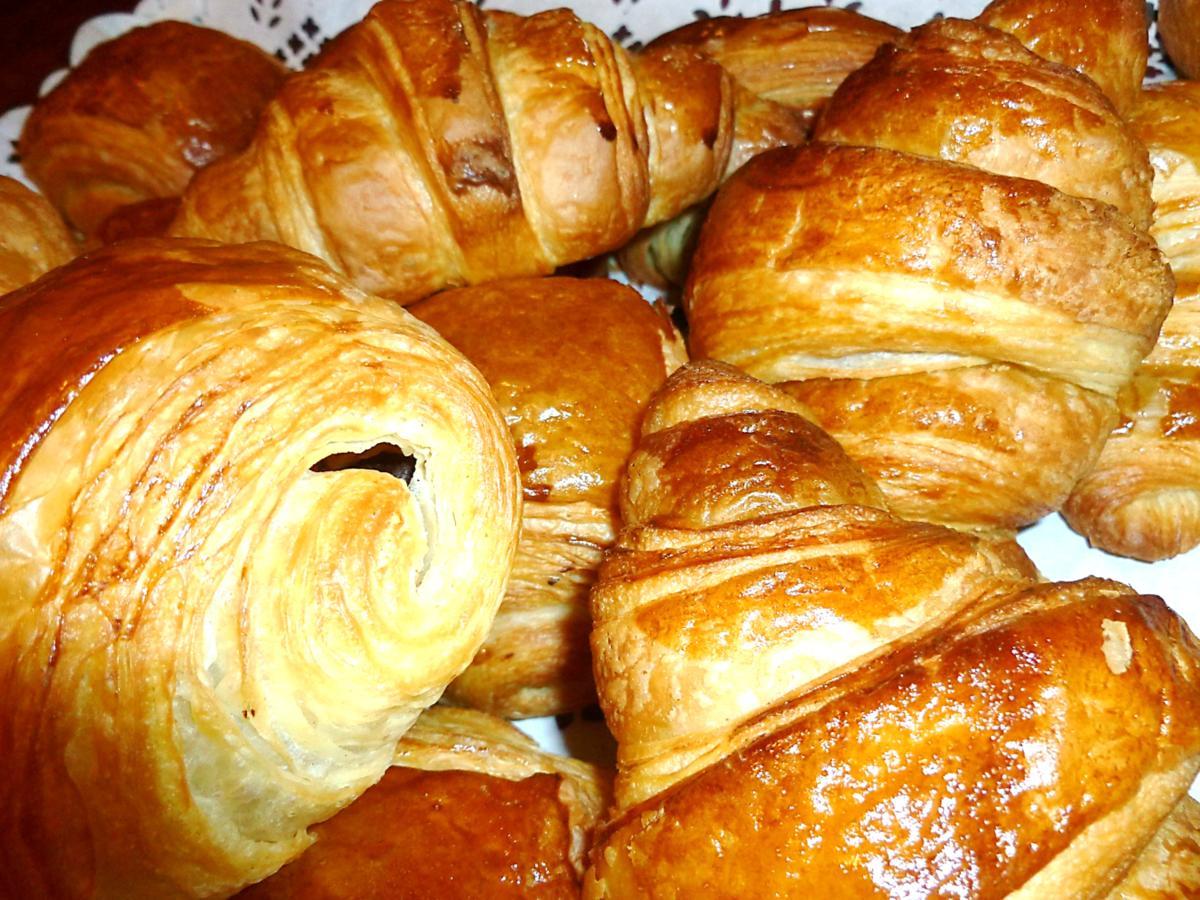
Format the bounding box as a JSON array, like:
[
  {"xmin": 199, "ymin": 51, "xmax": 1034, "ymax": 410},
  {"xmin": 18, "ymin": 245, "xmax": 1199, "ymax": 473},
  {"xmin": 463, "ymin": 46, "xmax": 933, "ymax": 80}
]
[{"xmin": 0, "ymin": 239, "xmax": 520, "ymax": 898}]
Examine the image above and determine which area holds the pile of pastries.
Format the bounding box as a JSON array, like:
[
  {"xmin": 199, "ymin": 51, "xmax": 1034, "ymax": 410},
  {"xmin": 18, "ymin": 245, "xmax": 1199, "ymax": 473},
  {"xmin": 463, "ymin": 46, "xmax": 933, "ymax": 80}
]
[{"xmin": 1, "ymin": 0, "xmax": 1199, "ymax": 896}]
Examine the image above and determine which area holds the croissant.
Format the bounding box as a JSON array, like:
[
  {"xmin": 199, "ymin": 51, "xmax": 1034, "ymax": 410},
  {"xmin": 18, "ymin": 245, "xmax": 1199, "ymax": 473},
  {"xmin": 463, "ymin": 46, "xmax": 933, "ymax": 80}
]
[
  {"xmin": 1160, "ymin": 0, "xmax": 1200, "ymax": 79},
  {"xmin": 1063, "ymin": 82, "xmax": 1200, "ymax": 560},
  {"xmin": 18, "ymin": 21, "xmax": 285, "ymax": 241},
  {"xmin": 813, "ymin": 18, "xmax": 1152, "ymax": 228},
  {"xmin": 586, "ymin": 360, "xmax": 1200, "ymax": 896},
  {"xmin": 0, "ymin": 239, "xmax": 521, "ymax": 898},
  {"xmin": 685, "ymin": 141, "xmax": 1172, "ymax": 533},
  {"xmin": 170, "ymin": 0, "xmax": 805, "ymax": 304},
  {"xmin": 978, "ymin": 0, "xmax": 1149, "ymax": 114},
  {"xmin": 239, "ymin": 706, "xmax": 609, "ymax": 897},
  {"xmin": 0, "ymin": 175, "xmax": 76, "ymax": 293},
  {"xmin": 412, "ymin": 277, "xmax": 685, "ymax": 718}
]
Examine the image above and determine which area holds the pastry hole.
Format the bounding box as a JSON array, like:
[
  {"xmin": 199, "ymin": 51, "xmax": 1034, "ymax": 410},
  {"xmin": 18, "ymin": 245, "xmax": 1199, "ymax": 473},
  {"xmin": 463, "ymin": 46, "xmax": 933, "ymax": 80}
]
[{"xmin": 310, "ymin": 443, "xmax": 415, "ymax": 483}]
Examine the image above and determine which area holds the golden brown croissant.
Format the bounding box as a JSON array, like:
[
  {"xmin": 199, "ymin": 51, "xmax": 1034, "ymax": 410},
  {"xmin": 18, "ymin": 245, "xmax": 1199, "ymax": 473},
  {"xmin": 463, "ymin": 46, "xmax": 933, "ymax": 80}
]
[
  {"xmin": 978, "ymin": 0, "xmax": 1149, "ymax": 114},
  {"xmin": 586, "ymin": 361, "xmax": 1200, "ymax": 897},
  {"xmin": 813, "ymin": 17, "xmax": 1153, "ymax": 228},
  {"xmin": 1159, "ymin": 0, "xmax": 1200, "ymax": 79},
  {"xmin": 412, "ymin": 277, "xmax": 685, "ymax": 718},
  {"xmin": 170, "ymin": 0, "xmax": 805, "ymax": 304},
  {"xmin": 0, "ymin": 239, "xmax": 521, "ymax": 898},
  {"xmin": 1064, "ymin": 82, "xmax": 1200, "ymax": 560},
  {"xmin": 685, "ymin": 142, "xmax": 1172, "ymax": 533},
  {"xmin": 0, "ymin": 175, "xmax": 76, "ymax": 293},
  {"xmin": 239, "ymin": 706, "xmax": 609, "ymax": 898},
  {"xmin": 19, "ymin": 21, "xmax": 285, "ymax": 240}
]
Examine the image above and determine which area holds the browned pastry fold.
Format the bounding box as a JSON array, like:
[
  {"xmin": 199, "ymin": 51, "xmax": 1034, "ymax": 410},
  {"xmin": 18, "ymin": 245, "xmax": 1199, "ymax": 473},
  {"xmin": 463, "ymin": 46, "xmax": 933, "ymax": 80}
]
[
  {"xmin": 1158, "ymin": 0, "xmax": 1200, "ymax": 79},
  {"xmin": 0, "ymin": 239, "xmax": 521, "ymax": 898},
  {"xmin": 585, "ymin": 361, "xmax": 1200, "ymax": 897},
  {"xmin": 239, "ymin": 707, "xmax": 609, "ymax": 898},
  {"xmin": 170, "ymin": 0, "xmax": 806, "ymax": 304},
  {"xmin": 19, "ymin": 21, "xmax": 285, "ymax": 240},
  {"xmin": 978, "ymin": 0, "xmax": 1149, "ymax": 114},
  {"xmin": 412, "ymin": 277, "xmax": 685, "ymax": 718},
  {"xmin": 1064, "ymin": 82, "xmax": 1200, "ymax": 560},
  {"xmin": 685, "ymin": 142, "xmax": 1173, "ymax": 532},
  {"xmin": 813, "ymin": 17, "xmax": 1153, "ymax": 228},
  {"xmin": 0, "ymin": 176, "xmax": 76, "ymax": 293}
]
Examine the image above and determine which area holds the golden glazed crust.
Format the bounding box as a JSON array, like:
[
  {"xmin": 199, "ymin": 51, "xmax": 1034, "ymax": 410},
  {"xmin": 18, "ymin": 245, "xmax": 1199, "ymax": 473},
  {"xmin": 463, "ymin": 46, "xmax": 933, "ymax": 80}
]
[
  {"xmin": 813, "ymin": 18, "xmax": 1153, "ymax": 228},
  {"xmin": 0, "ymin": 239, "xmax": 521, "ymax": 898},
  {"xmin": 239, "ymin": 707, "xmax": 610, "ymax": 898},
  {"xmin": 19, "ymin": 21, "xmax": 285, "ymax": 239},
  {"xmin": 685, "ymin": 142, "xmax": 1172, "ymax": 531},
  {"xmin": 978, "ymin": 0, "xmax": 1149, "ymax": 114},
  {"xmin": 0, "ymin": 176, "xmax": 76, "ymax": 294},
  {"xmin": 413, "ymin": 278, "xmax": 685, "ymax": 718},
  {"xmin": 586, "ymin": 362, "xmax": 1200, "ymax": 896},
  {"xmin": 171, "ymin": 0, "xmax": 802, "ymax": 305}
]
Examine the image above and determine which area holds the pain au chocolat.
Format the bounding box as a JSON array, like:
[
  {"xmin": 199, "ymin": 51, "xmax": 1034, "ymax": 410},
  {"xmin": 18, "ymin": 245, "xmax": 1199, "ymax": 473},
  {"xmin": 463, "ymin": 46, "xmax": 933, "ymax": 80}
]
[
  {"xmin": 413, "ymin": 277, "xmax": 685, "ymax": 718},
  {"xmin": 0, "ymin": 239, "xmax": 520, "ymax": 897}
]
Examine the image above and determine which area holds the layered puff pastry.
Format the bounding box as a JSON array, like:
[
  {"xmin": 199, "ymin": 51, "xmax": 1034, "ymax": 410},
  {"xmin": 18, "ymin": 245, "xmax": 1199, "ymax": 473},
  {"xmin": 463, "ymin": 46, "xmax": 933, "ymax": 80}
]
[
  {"xmin": 412, "ymin": 277, "xmax": 686, "ymax": 718},
  {"xmin": 0, "ymin": 176, "xmax": 76, "ymax": 293},
  {"xmin": 170, "ymin": 0, "xmax": 806, "ymax": 305},
  {"xmin": 812, "ymin": 17, "xmax": 1153, "ymax": 228},
  {"xmin": 19, "ymin": 21, "xmax": 285, "ymax": 241},
  {"xmin": 685, "ymin": 140, "xmax": 1173, "ymax": 534},
  {"xmin": 0, "ymin": 239, "xmax": 521, "ymax": 898},
  {"xmin": 586, "ymin": 361, "xmax": 1200, "ymax": 897},
  {"xmin": 1064, "ymin": 82, "xmax": 1200, "ymax": 560},
  {"xmin": 240, "ymin": 707, "xmax": 609, "ymax": 898}
]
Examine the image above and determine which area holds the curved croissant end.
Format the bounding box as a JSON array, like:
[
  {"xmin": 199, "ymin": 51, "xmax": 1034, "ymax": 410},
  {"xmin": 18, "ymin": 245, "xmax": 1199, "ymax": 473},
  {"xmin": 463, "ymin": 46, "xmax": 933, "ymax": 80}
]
[
  {"xmin": 1159, "ymin": 0, "xmax": 1200, "ymax": 79},
  {"xmin": 1065, "ymin": 83, "xmax": 1200, "ymax": 560},
  {"xmin": 0, "ymin": 239, "xmax": 521, "ymax": 898},
  {"xmin": 587, "ymin": 361, "xmax": 1200, "ymax": 896}
]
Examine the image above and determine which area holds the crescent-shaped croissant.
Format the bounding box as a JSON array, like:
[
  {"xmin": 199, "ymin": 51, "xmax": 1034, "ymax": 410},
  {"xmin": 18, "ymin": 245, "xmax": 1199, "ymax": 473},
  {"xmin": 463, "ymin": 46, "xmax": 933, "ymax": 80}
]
[
  {"xmin": 586, "ymin": 361, "xmax": 1200, "ymax": 896},
  {"xmin": 0, "ymin": 239, "xmax": 521, "ymax": 898},
  {"xmin": 170, "ymin": 0, "xmax": 806, "ymax": 304},
  {"xmin": 685, "ymin": 141, "xmax": 1172, "ymax": 533},
  {"xmin": 412, "ymin": 277, "xmax": 685, "ymax": 719},
  {"xmin": 19, "ymin": 21, "xmax": 286, "ymax": 241},
  {"xmin": 1064, "ymin": 82, "xmax": 1200, "ymax": 560}
]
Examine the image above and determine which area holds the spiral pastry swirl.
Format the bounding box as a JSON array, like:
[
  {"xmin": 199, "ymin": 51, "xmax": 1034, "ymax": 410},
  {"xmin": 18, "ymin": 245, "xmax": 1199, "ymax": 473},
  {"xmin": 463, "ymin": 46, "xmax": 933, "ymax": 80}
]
[{"xmin": 0, "ymin": 239, "xmax": 521, "ymax": 898}]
